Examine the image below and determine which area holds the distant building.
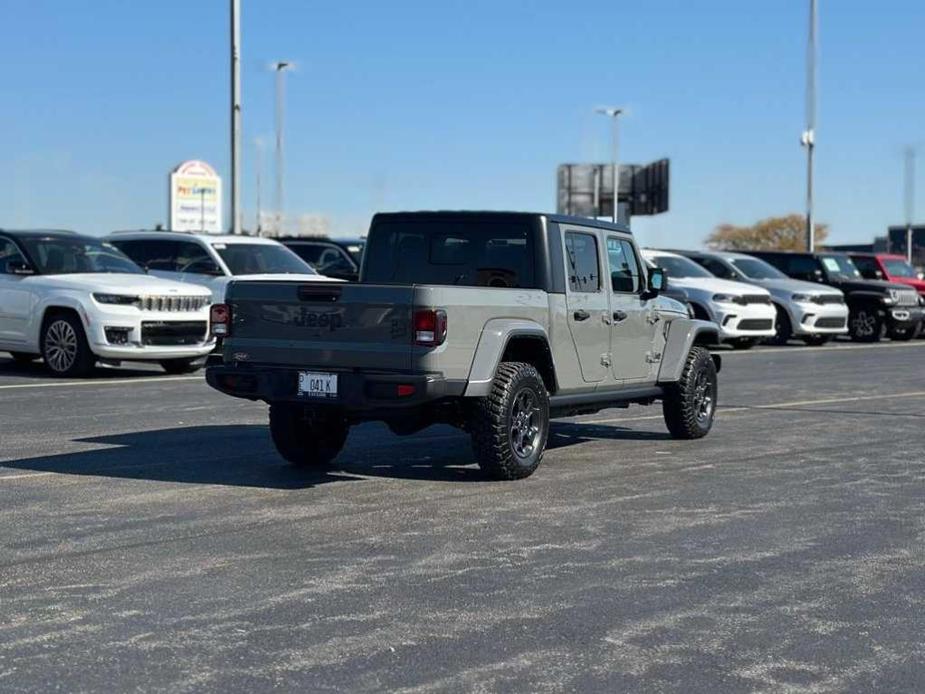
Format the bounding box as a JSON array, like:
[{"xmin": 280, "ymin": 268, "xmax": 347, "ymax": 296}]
[{"xmin": 887, "ymin": 226, "xmax": 925, "ymax": 265}]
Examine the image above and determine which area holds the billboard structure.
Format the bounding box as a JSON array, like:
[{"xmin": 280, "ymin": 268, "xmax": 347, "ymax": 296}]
[
  {"xmin": 557, "ymin": 159, "xmax": 669, "ymax": 220},
  {"xmin": 169, "ymin": 160, "xmax": 223, "ymax": 233}
]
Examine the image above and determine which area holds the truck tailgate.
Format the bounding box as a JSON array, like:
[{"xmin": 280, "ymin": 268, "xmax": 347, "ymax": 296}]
[{"xmin": 225, "ymin": 281, "xmax": 415, "ymax": 371}]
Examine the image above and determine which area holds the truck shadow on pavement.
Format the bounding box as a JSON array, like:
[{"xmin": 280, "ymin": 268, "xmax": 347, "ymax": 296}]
[
  {"xmin": 0, "ymin": 355, "xmax": 171, "ymax": 381},
  {"xmin": 2, "ymin": 421, "xmax": 670, "ymax": 488}
]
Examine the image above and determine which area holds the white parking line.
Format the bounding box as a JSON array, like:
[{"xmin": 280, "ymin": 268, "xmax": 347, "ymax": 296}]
[
  {"xmin": 719, "ymin": 341, "xmax": 925, "ymax": 356},
  {"xmin": 0, "ymin": 375, "xmax": 203, "ymax": 391},
  {"xmin": 579, "ymin": 390, "xmax": 925, "ymax": 426}
]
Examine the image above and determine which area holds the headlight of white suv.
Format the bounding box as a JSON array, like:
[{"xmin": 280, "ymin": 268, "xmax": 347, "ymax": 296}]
[{"xmin": 93, "ymin": 293, "xmax": 141, "ymax": 306}]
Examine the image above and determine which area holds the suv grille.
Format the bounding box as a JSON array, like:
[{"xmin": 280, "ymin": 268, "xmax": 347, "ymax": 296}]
[
  {"xmin": 141, "ymin": 296, "xmax": 208, "ymax": 312},
  {"xmin": 738, "ymin": 318, "xmax": 774, "ymax": 331},
  {"xmin": 895, "ymin": 290, "xmax": 919, "ymax": 307},
  {"xmin": 141, "ymin": 321, "xmax": 208, "ymax": 346}
]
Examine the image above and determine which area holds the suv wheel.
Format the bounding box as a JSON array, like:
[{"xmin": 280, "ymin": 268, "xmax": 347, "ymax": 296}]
[
  {"xmin": 662, "ymin": 346, "xmax": 717, "ymax": 439},
  {"xmin": 41, "ymin": 313, "xmax": 95, "ymax": 377},
  {"xmin": 849, "ymin": 306, "xmax": 882, "ymax": 342},
  {"xmin": 160, "ymin": 358, "xmax": 203, "ymax": 375},
  {"xmin": 767, "ymin": 306, "xmax": 792, "ymax": 346},
  {"xmin": 470, "ymin": 361, "xmax": 549, "ymax": 480},
  {"xmin": 269, "ymin": 404, "xmax": 348, "ymax": 467}
]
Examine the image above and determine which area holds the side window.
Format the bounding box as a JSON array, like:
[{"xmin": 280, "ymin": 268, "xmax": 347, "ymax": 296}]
[
  {"xmin": 0, "ymin": 239, "xmax": 26, "ymax": 274},
  {"xmin": 113, "ymin": 239, "xmax": 179, "ymax": 271},
  {"xmin": 289, "ymin": 243, "xmax": 326, "ymax": 264},
  {"xmin": 565, "ymin": 232, "xmax": 601, "ymax": 292},
  {"xmin": 606, "ymin": 237, "xmax": 640, "ymax": 293},
  {"xmin": 175, "ymin": 241, "xmax": 221, "ymax": 275},
  {"xmin": 852, "ymin": 256, "xmax": 879, "ymax": 279},
  {"xmin": 786, "ymin": 255, "xmax": 820, "ymax": 279},
  {"xmin": 700, "ymin": 257, "xmax": 733, "ymax": 279}
]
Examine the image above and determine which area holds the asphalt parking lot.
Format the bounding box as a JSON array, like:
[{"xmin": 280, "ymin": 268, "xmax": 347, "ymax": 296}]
[{"xmin": 1, "ymin": 342, "xmax": 924, "ymax": 692}]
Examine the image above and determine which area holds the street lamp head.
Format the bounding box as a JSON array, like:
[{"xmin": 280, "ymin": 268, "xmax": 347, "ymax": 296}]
[
  {"xmin": 595, "ymin": 106, "xmax": 625, "ymax": 118},
  {"xmin": 271, "ymin": 60, "xmax": 294, "ymax": 72}
]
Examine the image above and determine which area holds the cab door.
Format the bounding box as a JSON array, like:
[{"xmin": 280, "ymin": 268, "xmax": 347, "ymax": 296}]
[
  {"xmin": 562, "ymin": 228, "xmax": 610, "ymax": 383},
  {"xmin": 605, "ymin": 236, "xmax": 661, "ymax": 384}
]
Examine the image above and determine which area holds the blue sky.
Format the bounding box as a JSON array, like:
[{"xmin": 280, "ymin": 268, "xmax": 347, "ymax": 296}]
[{"xmin": 1, "ymin": 0, "xmax": 923, "ymax": 248}]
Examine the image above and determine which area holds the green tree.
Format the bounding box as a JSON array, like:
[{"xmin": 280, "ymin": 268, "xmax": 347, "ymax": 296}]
[{"xmin": 705, "ymin": 214, "xmax": 829, "ymax": 251}]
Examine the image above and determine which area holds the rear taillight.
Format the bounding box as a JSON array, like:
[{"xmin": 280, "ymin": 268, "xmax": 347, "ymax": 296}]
[
  {"xmin": 413, "ymin": 309, "xmax": 447, "ymax": 347},
  {"xmin": 210, "ymin": 303, "xmax": 231, "ymax": 337}
]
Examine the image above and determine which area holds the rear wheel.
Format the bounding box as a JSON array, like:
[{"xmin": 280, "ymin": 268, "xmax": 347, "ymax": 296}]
[
  {"xmin": 269, "ymin": 404, "xmax": 348, "ymax": 468},
  {"xmin": 801, "ymin": 335, "xmax": 831, "ymax": 346},
  {"xmin": 663, "ymin": 346, "xmax": 717, "ymax": 439},
  {"xmin": 9, "ymin": 352, "xmax": 40, "ymax": 364},
  {"xmin": 41, "ymin": 313, "xmax": 95, "ymax": 377},
  {"xmin": 767, "ymin": 306, "xmax": 792, "ymax": 346},
  {"xmin": 160, "ymin": 358, "xmax": 203, "ymax": 375},
  {"xmin": 469, "ymin": 361, "xmax": 549, "ymax": 480},
  {"xmin": 848, "ymin": 306, "xmax": 883, "ymax": 342}
]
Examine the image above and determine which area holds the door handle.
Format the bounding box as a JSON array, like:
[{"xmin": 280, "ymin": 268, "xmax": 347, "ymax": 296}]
[
  {"xmin": 612, "ymin": 310, "xmax": 628, "ymax": 322},
  {"xmin": 573, "ymin": 309, "xmax": 590, "ymax": 321}
]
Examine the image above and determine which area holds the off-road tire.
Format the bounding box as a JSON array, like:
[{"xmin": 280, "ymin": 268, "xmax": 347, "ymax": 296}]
[
  {"xmin": 848, "ymin": 306, "xmax": 883, "ymax": 343},
  {"xmin": 40, "ymin": 312, "xmax": 95, "ymax": 377},
  {"xmin": 662, "ymin": 346, "xmax": 717, "ymax": 439},
  {"xmin": 160, "ymin": 358, "xmax": 203, "ymax": 375},
  {"xmin": 767, "ymin": 306, "xmax": 792, "ymax": 346},
  {"xmin": 269, "ymin": 404, "xmax": 348, "ymax": 468},
  {"xmin": 469, "ymin": 361, "xmax": 549, "ymax": 480},
  {"xmin": 801, "ymin": 335, "xmax": 831, "ymax": 346},
  {"xmin": 9, "ymin": 352, "xmax": 40, "ymax": 364}
]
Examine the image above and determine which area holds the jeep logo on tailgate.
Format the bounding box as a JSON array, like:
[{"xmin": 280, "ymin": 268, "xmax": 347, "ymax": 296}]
[
  {"xmin": 294, "ymin": 308, "xmax": 344, "ymax": 331},
  {"xmin": 261, "ymin": 305, "xmax": 345, "ymax": 332}
]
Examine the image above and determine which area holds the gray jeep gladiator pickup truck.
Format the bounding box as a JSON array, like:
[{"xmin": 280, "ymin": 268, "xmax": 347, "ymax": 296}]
[{"xmin": 206, "ymin": 211, "xmax": 721, "ymax": 479}]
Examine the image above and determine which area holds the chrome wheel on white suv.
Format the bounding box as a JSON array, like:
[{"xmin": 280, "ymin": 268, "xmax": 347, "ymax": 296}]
[{"xmin": 41, "ymin": 314, "xmax": 94, "ymax": 377}]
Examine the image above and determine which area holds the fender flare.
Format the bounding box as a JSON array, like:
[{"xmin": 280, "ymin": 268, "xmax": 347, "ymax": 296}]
[
  {"xmin": 657, "ymin": 318, "xmax": 720, "ymax": 383},
  {"xmin": 463, "ymin": 319, "xmax": 552, "ymax": 397}
]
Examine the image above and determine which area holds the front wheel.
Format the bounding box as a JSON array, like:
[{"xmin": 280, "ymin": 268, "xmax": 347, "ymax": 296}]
[
  {"xmin": 663, "ymin": 346, "xmax": 718, "ymax": 439},
  {"xmin": 848, "ymin": 307, "xmax": 883, "ymax": 342},
  {"xmin": 160, "ymin": 358, "xmax": 203, "ymax": 375},
  {"xmin": 469, "ymin": 361, "xmax": 550, "ymax": 480},
  {"xmin": 41, "ymin": 313, "xmax": 95, "ymax": 377},
  {"xmin": 268, "ymin": 404, "xmax": 348, "ymax": 468}
]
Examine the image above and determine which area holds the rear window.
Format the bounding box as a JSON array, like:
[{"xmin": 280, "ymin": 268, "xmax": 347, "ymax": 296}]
[{"xmin": 363, "ymin": 220, "xmax": 536, "ymax": 288}]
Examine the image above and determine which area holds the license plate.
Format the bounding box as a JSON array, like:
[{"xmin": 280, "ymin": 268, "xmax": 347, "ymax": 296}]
[{"xmin": 298, "ymin": 371, "xmax": 338, "ymax": 399}]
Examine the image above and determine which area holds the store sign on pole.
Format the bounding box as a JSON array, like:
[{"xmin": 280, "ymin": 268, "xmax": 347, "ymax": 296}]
[{"xmin": 169, "ymin": 160, "xmax": 223, "ymax": 232}]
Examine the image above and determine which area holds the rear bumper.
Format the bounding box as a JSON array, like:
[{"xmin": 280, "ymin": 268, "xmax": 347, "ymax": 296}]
[{"xmin": 205, "ymin": 364, "xmax": 466, "ymax": 410}]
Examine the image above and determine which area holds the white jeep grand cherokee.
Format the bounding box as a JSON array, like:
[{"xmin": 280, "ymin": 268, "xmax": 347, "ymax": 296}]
[{"xmin": 0, "ymin": 230, "xmax": 214, "ymax": 377}]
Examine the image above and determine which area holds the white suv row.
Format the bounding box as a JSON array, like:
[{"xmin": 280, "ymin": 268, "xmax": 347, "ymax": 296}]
[{"xmin": 0, "ymin": 230, "xmax": 214, "ymax": 376}]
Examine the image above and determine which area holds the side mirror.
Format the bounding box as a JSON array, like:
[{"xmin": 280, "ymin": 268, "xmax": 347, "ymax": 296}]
[
  {"xmin": 8, "ymin": 261, "xmax": 34, "ymax": 276},
  {"xmin": 875, "ymin": 270, "xmax": 884, "ymax": 280},
  {"xmin": 642, "ymin": 267, "xmax": 665, "ymax": 299}
]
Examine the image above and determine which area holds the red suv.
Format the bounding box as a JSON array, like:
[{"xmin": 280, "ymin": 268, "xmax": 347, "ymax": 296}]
[{"xmin": 849, "ymin": 253, "xmax": 925, "ymax": 297}]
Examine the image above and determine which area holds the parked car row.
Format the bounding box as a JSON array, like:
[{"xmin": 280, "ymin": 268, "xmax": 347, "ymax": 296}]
[
  {"xmin": 639, "ymin": 248, "xmax": 924, "ymax": 347},
  {"xmin": 0, "ymin": 229, "xmax": 342, "ymax": 377}
]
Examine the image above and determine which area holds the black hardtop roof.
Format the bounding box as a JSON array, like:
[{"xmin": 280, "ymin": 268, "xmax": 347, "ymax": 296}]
[
  {"xmin": 0, "ymin": 228, "xmax": 80, "ymax": 239},
  {"xmin": 370, "ymin": 210, "xmax": 632, "ymax": 235}
]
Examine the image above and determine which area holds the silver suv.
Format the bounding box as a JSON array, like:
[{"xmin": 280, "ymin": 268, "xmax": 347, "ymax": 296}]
[{"xmin": 675, "ymin": 250, "xmax": 849, "ymax": 345}]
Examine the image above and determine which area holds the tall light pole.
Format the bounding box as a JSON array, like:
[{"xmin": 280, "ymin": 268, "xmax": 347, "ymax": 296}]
[
  {"xmin": 802, "ymin": 0, "xmax": 818, "ymax": 251},
  {"xmin": 273, "ymin": 61, "xmax": 293, "ymax": 236},
  {"xmin": 230, "ymin": 0, "xmax": 242, "ymax": 234},
  {"xmin": 904, "ymin": 146, "xmax": 916, "ymax": 264},
  {"xmin": 595, "ymin": 107, "xmax": 624, "ymax": 224},
  {"xmin": 255, "ymin": 137, "xmax": 265, "ymax": 235}
]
